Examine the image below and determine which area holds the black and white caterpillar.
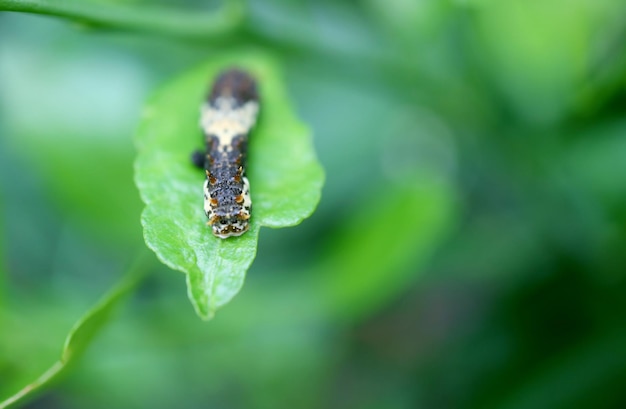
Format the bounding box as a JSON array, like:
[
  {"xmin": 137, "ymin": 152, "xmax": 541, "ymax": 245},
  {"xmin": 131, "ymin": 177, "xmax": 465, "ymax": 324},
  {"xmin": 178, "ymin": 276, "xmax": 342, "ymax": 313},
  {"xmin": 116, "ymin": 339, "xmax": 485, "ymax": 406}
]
[{"xmin": 192, "ymin": 69, "xmax": 259, "ymax": 238}]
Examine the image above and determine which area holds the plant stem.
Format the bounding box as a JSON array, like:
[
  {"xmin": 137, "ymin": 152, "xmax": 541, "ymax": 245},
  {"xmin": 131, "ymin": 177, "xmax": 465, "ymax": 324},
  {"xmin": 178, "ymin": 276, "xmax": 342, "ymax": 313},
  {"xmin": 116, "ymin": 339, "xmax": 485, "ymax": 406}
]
[
  {"xmin": 0, "ymin": 0, "xmax": 245, "ymax": 40},
  {"xmin": 0, "ymin": 362, "xmax": 63, "ymax": 409},
  {"xmin": 0, "ymin": 250, "xmax": 153, "ymax": 409}
]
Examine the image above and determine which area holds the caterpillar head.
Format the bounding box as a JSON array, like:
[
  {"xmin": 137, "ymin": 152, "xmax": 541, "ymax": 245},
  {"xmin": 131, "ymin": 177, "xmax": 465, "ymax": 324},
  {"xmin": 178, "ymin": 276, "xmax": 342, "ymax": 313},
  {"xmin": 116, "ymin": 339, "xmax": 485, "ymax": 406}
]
[{"xmin": 203, "ymin": 176, "xmax": 251, "ymax": 238}]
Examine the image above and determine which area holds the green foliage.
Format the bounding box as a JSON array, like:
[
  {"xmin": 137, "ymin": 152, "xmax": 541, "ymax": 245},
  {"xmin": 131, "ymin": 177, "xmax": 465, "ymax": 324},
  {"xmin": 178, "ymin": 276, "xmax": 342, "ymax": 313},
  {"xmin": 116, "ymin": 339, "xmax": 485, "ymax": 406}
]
[
  {"xmin": 0, "ymin": 255, "xmax": 148, "ymax": 409},
  {"xmin": 134, "ymin": 53, "xmax": 324, "ymax": 319},
  {"xmin": 1, "ymin": 0, "xmax": 626, "ymax": 408},
  {"xmin": 0, "ymin": 0, "xmax": 244, "ymax": 39},
  {"xmin": 317, "ymin": 177, "xmax": 456, "ymax": 320}
]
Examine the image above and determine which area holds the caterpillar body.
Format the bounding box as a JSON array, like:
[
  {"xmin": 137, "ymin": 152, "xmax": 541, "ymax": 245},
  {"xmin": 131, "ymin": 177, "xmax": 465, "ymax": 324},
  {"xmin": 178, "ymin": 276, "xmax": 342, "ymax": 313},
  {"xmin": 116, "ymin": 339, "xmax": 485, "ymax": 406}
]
[{"xmin": 194, "ymin": 69, "xmax": 259, "ymax": 238}]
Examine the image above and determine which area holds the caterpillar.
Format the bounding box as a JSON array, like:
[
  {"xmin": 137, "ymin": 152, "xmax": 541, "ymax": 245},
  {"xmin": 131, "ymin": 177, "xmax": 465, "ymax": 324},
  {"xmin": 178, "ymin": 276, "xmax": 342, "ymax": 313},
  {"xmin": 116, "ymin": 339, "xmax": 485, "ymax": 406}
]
[{"xmin": 192, "ymin": 69, "xmax": 259, "ymax": 238}]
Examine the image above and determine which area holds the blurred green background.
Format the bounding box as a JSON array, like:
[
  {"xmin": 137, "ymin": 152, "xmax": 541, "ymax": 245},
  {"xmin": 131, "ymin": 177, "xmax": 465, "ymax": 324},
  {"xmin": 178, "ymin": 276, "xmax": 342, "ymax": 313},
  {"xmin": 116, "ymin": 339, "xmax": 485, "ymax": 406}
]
[{"xmin": 1, "ymin": 0, "xmax": 626, "ymax": 408}]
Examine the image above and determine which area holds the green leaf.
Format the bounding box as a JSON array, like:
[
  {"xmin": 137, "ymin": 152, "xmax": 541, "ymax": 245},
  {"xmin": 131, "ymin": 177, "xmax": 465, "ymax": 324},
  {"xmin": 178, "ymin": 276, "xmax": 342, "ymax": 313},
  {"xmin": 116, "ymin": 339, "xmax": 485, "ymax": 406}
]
[
  {"xmin": 316, "ymin": 174, "xmax": 457, "ymax": 321},
  {"xmin": 134, "ymin": 53, "xmax": 324, "ymax": 320},
  {"xmin": 0, "ymin": 254, "xmax": 149, "ymax": 409}
]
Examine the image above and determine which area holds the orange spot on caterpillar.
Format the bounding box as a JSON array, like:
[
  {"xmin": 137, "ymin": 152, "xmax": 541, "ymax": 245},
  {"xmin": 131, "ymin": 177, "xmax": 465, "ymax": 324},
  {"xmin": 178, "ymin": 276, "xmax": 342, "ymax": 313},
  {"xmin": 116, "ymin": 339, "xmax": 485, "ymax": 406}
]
[
  {"xmin": 235, "ymin": 194, "xmax": 244, "ymax": 204},
  {"xmin": 206, "ymin": 170, "xmax": 217, "ymax": 185}
]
